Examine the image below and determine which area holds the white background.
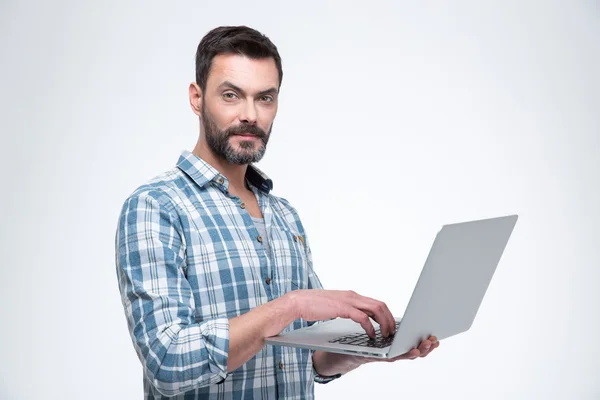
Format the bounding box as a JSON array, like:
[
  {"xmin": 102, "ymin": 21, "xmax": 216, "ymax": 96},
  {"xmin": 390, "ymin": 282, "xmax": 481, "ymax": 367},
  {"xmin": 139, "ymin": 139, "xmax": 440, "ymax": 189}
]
[{"xmin": 1, "ymin": 1, "xmax": 599, "ymax": 398}]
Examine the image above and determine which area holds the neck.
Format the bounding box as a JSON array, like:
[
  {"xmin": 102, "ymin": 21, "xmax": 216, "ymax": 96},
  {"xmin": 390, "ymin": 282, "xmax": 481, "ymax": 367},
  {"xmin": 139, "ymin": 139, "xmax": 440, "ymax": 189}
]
[{"xmin": 192, "ymin": 142, "xmax": 249, "ymax": 192}]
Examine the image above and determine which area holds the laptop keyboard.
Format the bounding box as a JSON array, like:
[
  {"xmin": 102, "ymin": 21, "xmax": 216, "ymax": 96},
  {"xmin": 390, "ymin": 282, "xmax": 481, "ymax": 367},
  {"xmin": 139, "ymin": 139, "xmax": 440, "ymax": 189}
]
[{"xmin": 328, "ymin": 322, "xmax": 401, "ymax": 348}]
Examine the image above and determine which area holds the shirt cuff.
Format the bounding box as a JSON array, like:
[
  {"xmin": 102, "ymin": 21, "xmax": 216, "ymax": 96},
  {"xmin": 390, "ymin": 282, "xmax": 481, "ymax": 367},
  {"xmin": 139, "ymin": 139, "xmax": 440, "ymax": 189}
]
[
  {"xmin": 199, "ymin": 317, "xmax": 230, "ymax": 383},
  {"xmin": 313, "ymin": 370, "xmax": 342, "ymax": 384}
]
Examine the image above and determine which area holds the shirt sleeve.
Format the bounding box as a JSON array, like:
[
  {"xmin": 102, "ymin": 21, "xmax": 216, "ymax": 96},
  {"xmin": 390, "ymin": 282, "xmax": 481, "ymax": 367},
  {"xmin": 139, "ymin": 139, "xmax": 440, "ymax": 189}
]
[
  {"xmin": 304, "ymin": 233, "xmax": 324, "ymax": 291},
  {"xmin": 115, "ymin": 190, "xmax": 229, "ymax": 397}
]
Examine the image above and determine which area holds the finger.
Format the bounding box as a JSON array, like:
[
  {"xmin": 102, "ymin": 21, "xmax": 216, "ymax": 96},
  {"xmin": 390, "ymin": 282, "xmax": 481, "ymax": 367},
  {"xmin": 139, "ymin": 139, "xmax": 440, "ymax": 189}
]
[
  {"xmin": 428, "ymin": 336, "xmax": 440, "ymax": 351},
  {"xmin": 422, "ymin": 343, "xmax": 437, "ymax": 356},
  {"xmin": 408, "ymin": 348, "xmax": 420, "ymax": 360},
  {"xmin": 374, "ymin": 299, "xmax": 395, "ymax": 337},
  {"xmin": 419, "ymin": 340, "xmax": 431, "ymax": 354},
  {"xmin": 343, "ymin": 292, "xmax": 386, "ymax": 335},
  {"xmin": 420, "ymin": 338, "xmax": 440, "ymax": 357},
  {"xmin": 391, "ymin": 348, "xmax": 420, "ymax": 361},
  {"xmin": 352, "ymin": 294, "xmax": 395, "ymax": 337},
  {"xmin": 368, "ymin": 298, "xmax": 395, "ymax": 337},
  {"xmin": 428, "ymin": 336, "xmax": 438, "ymax": 345},
  {"xmin": 419, "ymin": 345, "xmax": 432, "ymax": 357},
  {"xmin": 344, "ymin": 307, "xmax": 376, "ymax": 338},
  {"xmin": 413, "ymin": 341, "xmax": 427, "ymax": 358}
]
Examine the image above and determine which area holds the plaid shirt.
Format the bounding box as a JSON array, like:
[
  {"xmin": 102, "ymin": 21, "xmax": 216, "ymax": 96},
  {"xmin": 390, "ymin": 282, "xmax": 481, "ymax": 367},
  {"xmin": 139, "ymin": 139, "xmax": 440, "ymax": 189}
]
[{"xmin": 115, "ymin": 150, "xmax": 325, "ymax": 399}]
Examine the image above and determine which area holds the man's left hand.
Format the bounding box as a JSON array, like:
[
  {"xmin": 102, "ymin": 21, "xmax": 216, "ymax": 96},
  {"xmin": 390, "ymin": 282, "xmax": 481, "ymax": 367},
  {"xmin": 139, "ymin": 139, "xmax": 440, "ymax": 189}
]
[{"xmin": 312, "ymin": 336, "xmax": 440, "ymax": 377}]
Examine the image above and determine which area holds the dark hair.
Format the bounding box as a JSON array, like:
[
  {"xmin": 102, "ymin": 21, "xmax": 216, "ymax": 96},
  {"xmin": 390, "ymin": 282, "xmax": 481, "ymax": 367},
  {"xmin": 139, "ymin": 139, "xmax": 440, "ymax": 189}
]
[{"xmin": 195, "ymin": 26, "xmax": 283, "ymax": 93}]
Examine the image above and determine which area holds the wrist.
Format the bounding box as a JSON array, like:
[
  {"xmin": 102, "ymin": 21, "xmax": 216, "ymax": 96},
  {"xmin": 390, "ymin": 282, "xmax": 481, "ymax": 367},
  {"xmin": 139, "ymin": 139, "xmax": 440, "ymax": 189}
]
[
  {"xmin": 282, "ymin": 290, "xmax": 301, "ymax": 321},
  {"xmin": 313, "ymin": 351, "xmax": 364, "ymax": 378},
  {"xmin": 258, "ymin": 292, "xmax": 301, "ymax": 339},
  {"xmin": 340, "ymin": 353, "xmax": 366, "ymax": 370}
]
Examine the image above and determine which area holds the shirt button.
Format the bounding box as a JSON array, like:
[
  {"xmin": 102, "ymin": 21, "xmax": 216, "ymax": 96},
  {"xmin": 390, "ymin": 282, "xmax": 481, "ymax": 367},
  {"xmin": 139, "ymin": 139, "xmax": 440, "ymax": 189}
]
[
  {"xmin": 265, "ymin": 277, "xmax": 271, "ymax": 285},
  {"xmin": 217, "ymin": 177, "xmax": 225, "ymax": 184},
  {"xmin": 279, "ymin": 361, "xmax": 284, "ymax": 370},
  {"xmin": 240, "ymin": 202, "xmax": 246, "ymax": 209},
  {"xmin": 257, "ymin": 235, "xmax": 263, "ymax": 243}
]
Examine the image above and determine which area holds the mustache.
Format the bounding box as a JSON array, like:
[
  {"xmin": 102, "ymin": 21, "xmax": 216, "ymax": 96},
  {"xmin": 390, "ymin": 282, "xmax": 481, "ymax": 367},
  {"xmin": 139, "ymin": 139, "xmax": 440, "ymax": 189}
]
[{"xmin": 225, "ymin": 124, "xmax": 267, "ymax": 139}]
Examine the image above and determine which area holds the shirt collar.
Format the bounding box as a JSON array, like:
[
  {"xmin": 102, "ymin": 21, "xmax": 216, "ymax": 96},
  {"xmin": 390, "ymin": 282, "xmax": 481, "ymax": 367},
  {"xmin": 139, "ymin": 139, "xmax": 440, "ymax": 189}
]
[{"xmin": 176, "ymin": 150, "xmax": 273, "ymax": 193}]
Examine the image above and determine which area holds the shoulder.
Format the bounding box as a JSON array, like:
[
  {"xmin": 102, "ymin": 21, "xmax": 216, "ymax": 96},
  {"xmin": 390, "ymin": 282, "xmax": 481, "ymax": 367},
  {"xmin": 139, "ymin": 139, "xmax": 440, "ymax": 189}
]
[{"xmin": 120, "ymin": 167, "xmax": 187, "ymax": 215}]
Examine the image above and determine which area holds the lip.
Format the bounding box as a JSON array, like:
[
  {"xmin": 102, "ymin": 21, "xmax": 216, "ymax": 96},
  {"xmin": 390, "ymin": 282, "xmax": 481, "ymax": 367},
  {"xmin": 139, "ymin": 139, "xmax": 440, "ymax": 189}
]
[{"xmin": 234, "ymin": 133, "xmax": 258, "ymax": 138}]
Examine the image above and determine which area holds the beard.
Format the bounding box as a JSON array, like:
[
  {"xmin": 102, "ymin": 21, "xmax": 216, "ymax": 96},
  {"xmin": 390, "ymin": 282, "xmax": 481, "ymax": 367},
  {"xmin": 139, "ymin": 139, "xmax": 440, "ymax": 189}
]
[{"xmin": 201, "ymin": 104, "xmax": 271, "ymax": 165}]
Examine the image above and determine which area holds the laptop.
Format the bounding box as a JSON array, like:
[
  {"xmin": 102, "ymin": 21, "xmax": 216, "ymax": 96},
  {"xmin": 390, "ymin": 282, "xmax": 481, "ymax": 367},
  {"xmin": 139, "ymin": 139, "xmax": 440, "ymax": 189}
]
[{"xmin": 265, "ymin": 214, "xmax": 518, "ymax": 358}]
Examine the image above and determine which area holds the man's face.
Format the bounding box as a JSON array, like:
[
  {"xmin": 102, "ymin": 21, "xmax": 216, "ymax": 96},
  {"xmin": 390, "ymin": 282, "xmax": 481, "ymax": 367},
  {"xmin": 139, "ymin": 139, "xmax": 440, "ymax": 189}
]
[{"xmin": 199, "ymin": 54, "xmax": 279, "ymax": 165}]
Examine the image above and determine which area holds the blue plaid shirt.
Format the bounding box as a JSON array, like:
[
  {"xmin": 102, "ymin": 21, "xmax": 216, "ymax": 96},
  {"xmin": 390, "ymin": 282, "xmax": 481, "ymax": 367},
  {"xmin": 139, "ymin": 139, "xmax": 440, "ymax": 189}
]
[{"xmin": 115, "ymin": 150, "xmax": 325, "ymax": 399}]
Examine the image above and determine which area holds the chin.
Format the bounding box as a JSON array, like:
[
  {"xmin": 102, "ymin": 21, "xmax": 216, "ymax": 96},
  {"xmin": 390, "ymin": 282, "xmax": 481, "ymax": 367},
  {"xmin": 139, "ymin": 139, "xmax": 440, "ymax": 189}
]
[{"xmin": 234, "ymin": 142, "xmax": 260, "ymax": 152}]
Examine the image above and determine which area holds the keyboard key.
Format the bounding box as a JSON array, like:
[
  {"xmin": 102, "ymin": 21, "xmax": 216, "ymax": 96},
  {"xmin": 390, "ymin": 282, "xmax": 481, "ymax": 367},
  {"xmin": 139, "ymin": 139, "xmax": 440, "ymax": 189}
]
[{"xmin": 328, "ymin": 322, "xmax": 401, "ymax": 348}]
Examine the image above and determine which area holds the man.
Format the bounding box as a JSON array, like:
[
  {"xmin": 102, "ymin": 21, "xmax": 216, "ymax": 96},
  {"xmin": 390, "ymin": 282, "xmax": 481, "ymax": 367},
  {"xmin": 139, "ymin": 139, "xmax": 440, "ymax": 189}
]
[{"xmin": 115, "ymin": 25, "xmax": 439, "ymax": 399}]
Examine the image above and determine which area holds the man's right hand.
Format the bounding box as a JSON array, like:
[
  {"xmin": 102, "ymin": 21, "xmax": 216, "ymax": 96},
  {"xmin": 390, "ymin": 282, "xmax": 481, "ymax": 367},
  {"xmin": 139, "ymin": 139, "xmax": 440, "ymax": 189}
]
[{"xmin": 285, "ymin": 289, "xmax": 396, "ymax": 338}]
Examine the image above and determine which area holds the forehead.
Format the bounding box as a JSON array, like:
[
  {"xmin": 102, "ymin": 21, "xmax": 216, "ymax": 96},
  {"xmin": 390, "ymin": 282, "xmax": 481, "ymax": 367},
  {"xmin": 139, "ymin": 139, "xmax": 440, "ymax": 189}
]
[{"xmin": 207, "ymin": 54, "xmax": 279, "ymax": 92}]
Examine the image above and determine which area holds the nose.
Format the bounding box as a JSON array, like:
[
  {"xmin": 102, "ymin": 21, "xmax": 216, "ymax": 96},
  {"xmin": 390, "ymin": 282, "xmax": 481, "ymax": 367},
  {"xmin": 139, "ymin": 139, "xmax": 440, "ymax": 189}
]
[{"xmin": 239, "ymin": 101, "xmax": 257, "ymax": 125}]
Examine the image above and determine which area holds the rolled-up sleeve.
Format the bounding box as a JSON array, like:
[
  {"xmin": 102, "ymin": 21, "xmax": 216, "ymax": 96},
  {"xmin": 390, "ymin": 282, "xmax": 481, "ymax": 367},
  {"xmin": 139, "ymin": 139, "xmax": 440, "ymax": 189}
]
[{"xmin": 115, "ymin": 190, "xmax": 229, "ymax": 397}]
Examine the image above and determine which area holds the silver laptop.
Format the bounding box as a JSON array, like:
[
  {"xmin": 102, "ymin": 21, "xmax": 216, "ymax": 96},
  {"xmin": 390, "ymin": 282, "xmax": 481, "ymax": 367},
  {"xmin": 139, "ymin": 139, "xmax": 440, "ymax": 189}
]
[{"xmin": 265, "ymin": 214, "xmax": 518, "ymax": 358}]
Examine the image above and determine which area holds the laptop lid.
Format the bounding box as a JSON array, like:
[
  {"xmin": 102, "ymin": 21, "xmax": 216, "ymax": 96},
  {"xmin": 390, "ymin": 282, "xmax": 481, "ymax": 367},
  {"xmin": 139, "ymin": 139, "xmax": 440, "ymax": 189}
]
[{"xmin": 388, "ymin": 215, "xmax": 518, "ymax": 357}]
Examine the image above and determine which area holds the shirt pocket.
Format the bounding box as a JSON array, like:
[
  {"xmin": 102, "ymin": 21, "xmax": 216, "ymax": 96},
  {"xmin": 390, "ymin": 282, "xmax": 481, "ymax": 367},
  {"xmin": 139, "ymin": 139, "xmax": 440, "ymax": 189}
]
[{"xmin": 270, "ymin": 225, "xmax": 310, "ymax": 292}]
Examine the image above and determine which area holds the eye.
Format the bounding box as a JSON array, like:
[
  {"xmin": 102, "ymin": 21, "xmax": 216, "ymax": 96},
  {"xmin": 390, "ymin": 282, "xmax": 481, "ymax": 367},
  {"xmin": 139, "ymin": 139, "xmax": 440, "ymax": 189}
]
[
  {"xmin": 260, "ymin": 95, "xmax": 274, "ymax": 103},
  {"xmin": 223, "ymin": 92, "xmax": 238, "ymax": 100}
]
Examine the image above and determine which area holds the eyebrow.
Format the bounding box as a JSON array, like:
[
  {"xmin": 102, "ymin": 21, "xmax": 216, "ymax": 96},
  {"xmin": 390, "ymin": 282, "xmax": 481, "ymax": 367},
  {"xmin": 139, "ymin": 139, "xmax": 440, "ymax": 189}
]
[{"xmin": 219, "ymin": 81, "xmax": 279, "ymax": 97}]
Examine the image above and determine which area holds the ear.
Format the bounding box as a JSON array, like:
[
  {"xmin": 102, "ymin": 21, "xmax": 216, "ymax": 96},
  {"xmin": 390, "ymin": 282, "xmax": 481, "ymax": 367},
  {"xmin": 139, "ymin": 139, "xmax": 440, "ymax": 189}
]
[{"xmin": 189, "ymin": 82, "xmax": 203, "ymax": 117}]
